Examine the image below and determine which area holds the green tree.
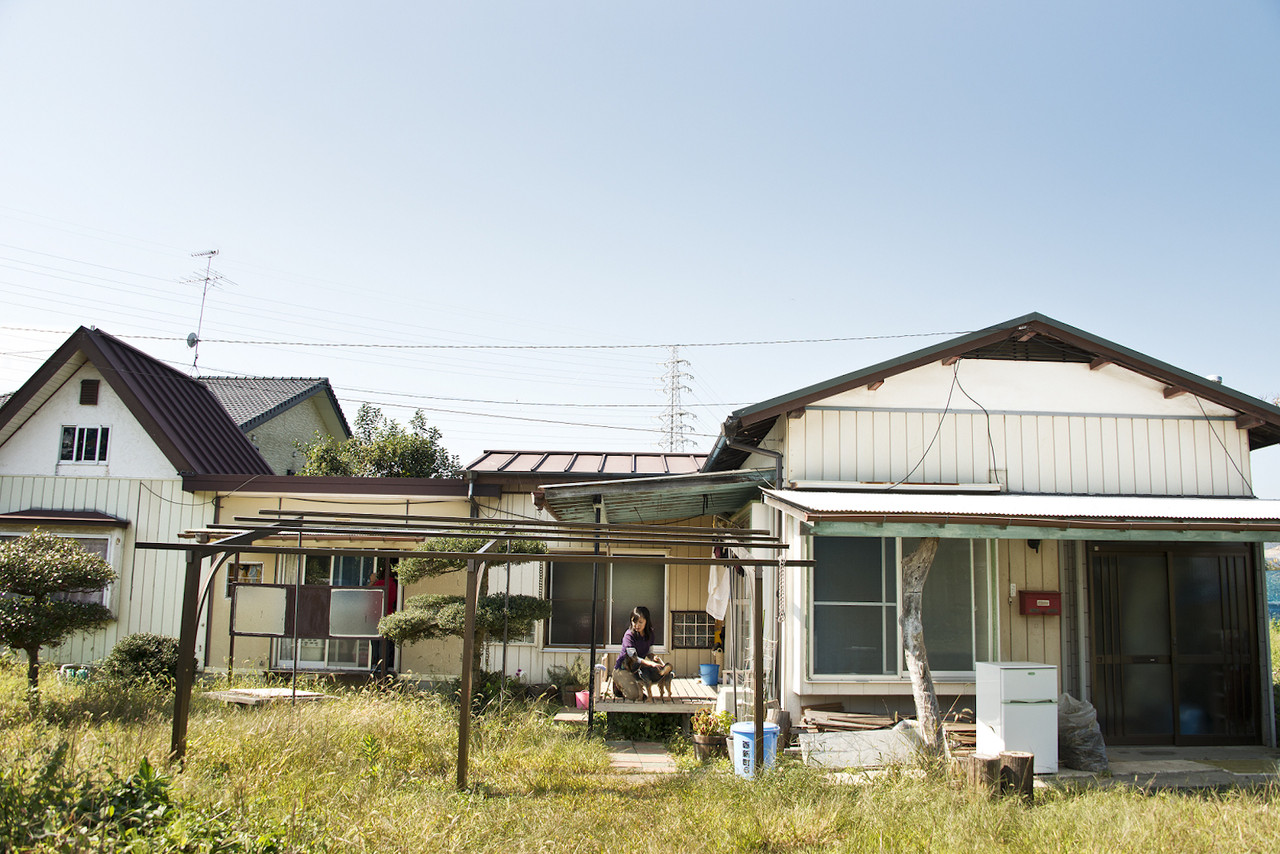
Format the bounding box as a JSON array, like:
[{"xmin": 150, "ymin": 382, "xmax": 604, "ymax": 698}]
[
  {"xmin": 298, "ymin": 405, "xmax": 463, "ymax": 478},
  {"xmin": 0, "ymin": 530, "xmax": 116, "ymax": 695},
  {"xmin": 379, "ymin": 536, "xmax": 551, "ymax": 681}
]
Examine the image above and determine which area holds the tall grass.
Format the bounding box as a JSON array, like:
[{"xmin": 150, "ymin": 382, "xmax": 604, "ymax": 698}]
[{"xmin": 3, "ymin": 659, "xmax": 1279, "ymax": 853}]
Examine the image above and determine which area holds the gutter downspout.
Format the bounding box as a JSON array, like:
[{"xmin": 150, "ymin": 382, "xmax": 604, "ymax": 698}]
[{"xmin": 727, "ymin": 439, "xmax": 783, "ymax": 488}]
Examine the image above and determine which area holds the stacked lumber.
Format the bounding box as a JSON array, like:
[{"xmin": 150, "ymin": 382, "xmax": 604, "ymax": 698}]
[{"xmin": 801, "ymin": 710, "xmax": 901, "ymax": 732}]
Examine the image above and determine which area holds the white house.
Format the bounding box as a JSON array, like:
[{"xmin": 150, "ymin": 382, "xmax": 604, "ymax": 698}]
[
  {"xmin": 0, "ymin": 327, "xmax": 348, "ymax": 665},
  {"xmin": 529, "ymin": 313, "xmax": 1280, "ymax": 747}
]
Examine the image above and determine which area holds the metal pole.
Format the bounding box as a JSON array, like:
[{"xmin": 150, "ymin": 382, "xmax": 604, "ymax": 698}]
[
  {"xmin": 170, "ymin": 548, "xmax": 204, "ymax": 761},
  {"xmin": 501, "ymin": 557, "xmax": 511, "ymax": 680},
  {"xmin": 587, "ymin": 498, "xmax": 601, "ymax": 735},
  {"xmin": 291, "ymin": 536, "xmax": 301, "ymax": 704},
  {"xmin": 457, "ymin": 557, "xmax": 481, "ymax": 790},
  {"xmin": 753, "ymin": 565, "xmax": 765, "ymax": 772}
]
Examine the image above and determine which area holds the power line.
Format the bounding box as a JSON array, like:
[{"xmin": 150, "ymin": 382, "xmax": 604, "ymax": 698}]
[{"xmin": 110, "ymin": 330, "xmax": 968, "ymax": 351}]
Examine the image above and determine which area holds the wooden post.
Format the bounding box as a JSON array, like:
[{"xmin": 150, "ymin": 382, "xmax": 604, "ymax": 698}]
[
  {"xmin": 900, "ymin": 537, "xmax": 944, "ymax": 755},
  {"xmin": 999, "ymin": 751, "xmax": 1035, "ymax": 803},
  {"xmin": 456, "ymin": 558, "xmax": 481, "ymax": 791},
  {"xmin": 170, "ymin": 548, "xmax": 204, "ymax": 762}
]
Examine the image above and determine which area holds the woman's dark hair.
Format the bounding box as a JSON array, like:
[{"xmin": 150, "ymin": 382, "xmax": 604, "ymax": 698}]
[{"xmin": 630, "ymin": 606, "xmax": 654, "ymax": 642}]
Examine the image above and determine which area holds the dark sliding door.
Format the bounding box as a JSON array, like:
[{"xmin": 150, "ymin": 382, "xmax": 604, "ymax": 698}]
[{"xmin": 1090, "ymin": 543, "xmax": 1260, "ymax": 746}]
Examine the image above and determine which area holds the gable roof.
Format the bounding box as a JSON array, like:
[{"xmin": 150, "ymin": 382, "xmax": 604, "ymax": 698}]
[
  {"xmin": 705, "ymin": 312, "xmax": 1280, "ymax": 471},
  {"xmin": 0, "ymin": 327, "xmax": 273, "ymax": 476},
  {"xmin": 198, "ymin": 376, "xmax": 351, "ymax": 437}
]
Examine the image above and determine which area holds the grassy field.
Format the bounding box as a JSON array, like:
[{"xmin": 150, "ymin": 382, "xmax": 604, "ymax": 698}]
[{"xmin": 2, "ymin": 658, "xmax": 1280, "ymax": 853}]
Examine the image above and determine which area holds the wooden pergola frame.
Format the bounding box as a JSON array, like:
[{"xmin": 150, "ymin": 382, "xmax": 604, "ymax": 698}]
[{"xmin": 139, "ymin": 509, "xmax": 812, "ymax": 788}]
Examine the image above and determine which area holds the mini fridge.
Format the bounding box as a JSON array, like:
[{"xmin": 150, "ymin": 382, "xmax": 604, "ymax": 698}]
[{"xmin": 976, "ymin": 662, "xmax": 1058, "ymax": 774}]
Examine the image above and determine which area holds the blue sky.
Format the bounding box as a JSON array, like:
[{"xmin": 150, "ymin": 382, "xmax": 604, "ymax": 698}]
[{"xmin": 2, "ymin": 2, "xmax": 1279, "ymax": 493}]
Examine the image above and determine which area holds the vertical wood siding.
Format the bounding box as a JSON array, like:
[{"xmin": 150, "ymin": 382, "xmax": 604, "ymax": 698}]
[
  {"xmin": 996, "ymin": 540, "xmax": 1063, "ymax": 691},
  {"xmin": 0, "ymin": 476, "xmax": 216, "ymax": 665},
  {"xmin": 789, "ymin": 410, "xmax": 1251, "ymax": 496}
]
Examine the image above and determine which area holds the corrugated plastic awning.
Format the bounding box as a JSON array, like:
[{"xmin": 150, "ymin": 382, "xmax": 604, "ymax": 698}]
[
  {"xmin": 762, "ymin": 489, "xmax": 1280, "ymax": 542},
  {"xmin": 539, "ymin": 469, "xmax": 772, "ymax": 524}
]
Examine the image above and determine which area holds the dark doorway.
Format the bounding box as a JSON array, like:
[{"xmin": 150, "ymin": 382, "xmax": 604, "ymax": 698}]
[{"xmin": 1089, "ymin": 543, "xmax": 1261, "ymax": 745}]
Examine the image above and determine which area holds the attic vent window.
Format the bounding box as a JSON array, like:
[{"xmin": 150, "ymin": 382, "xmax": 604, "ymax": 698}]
[{"xmin": 79, "ymin": 379, "xmax": 100, "ymax": 405}]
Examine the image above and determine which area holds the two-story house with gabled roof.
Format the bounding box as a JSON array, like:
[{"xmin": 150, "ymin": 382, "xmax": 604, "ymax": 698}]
[{"xmin": 0, "ymin": 327, "xmax": 349, "ymax": 665}]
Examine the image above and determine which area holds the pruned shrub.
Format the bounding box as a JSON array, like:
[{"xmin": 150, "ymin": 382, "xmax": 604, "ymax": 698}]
[{"xmin": 99, "ymin": 633, "xmax": 190, "ymax": 685}]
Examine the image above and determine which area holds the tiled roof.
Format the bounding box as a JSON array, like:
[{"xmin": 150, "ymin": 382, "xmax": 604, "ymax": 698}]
[
  {"xmin": 0, "ymin": 327, "xmax": 273, "ymax": 476},
  {"xmin": 468, "ymin": 450, "xmax": 706, "ymax": 476},
  {"xmin": 199, "ymin": 376, "xmax": 350, "ymax": 435}
]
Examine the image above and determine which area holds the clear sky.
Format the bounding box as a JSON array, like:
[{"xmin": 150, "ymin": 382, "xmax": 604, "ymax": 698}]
[{"xmin": 2, "ymin": 2, "xmax": 1278, "ymax": 494}]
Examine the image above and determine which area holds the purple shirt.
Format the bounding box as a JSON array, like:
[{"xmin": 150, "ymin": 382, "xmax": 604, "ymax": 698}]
[{"xmin": 615, "ymin": 628, "xmax": 653, "ymax": 669}]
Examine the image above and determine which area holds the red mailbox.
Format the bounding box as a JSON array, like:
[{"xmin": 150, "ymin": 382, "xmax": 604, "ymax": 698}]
[{"xmin": 1018, "ymin": 590, "xmax": 1061, "ymax": 616}]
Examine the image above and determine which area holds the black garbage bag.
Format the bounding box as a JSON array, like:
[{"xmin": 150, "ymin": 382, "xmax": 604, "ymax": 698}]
[{"xmin": 1058, "ymin": 693, "xmax": 1109, "ymax": 773}]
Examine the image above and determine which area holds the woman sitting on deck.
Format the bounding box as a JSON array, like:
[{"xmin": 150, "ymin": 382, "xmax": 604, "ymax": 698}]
[{"xmin": 613, "ymin": 606, "xmax": 673, "ymax": 700}]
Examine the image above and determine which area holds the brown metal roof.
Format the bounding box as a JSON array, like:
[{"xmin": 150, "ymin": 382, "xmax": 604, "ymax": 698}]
[
  {"xmin": 0, "ymin": 508, "xmax": 130, "ymax": 527},
  {"xmin": 0, "ymin": 327, "xmax": 273, "ymax": 476},
  {"xmin": 467, "ymin": 450, "xmax": 706, "ymax": 477}
]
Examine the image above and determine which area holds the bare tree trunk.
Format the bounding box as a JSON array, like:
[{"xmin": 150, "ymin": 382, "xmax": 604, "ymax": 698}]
[
  {"xmin": 900, "ymin": 537, "xmax": 945, "ymax": 756},
  {"xmin": 24, "ymin": 647, "xmax": 39, "ymax": 691}
]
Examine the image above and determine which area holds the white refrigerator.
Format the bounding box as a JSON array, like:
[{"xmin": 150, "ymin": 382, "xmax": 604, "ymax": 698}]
[{"xmin": 976, "ymin": 662, "xmax": 1058, "ymax": 774}]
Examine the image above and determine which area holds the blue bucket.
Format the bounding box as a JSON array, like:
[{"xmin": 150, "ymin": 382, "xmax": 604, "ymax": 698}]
[
  {"xmin": 699, "ymin": 663, "xmax": 719, "ymax": 686},
  {"xmin": 730, "ymin": 721, "xmax": 780, "ymax": 778}
]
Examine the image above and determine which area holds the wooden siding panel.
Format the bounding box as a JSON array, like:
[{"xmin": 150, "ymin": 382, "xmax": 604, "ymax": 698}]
[
  {"xmin": 940, "ymin": 413, "xmax": 958, "ymax": 483},
  {"xmin": 1036, "ymin": 417, "xmax": 1056, "ymax": 494},
  {"xmin": 1100, "ymin": 418, "xmax": 1121, "ymax": 494},
  {"xmin": 873, "ymin": 411, "xmax": 892, "ymax": 482},
  {"xmin": 855, "ymin": 411, "xmax": 875, "ymax": 482},
  {"xmin": 1019, "ymin": 416, "xmax": 1039, "ymax": 492},
  {"xmin": 1132, "ymin": 419, "xmax": 1152, "ymax": 494},
  {"xmin": 1116, "ymin": 418, "xmax": 1136, "ymax": 494},
  {"xmin": 1083, "ymin": 419, "xmax": 1103, "ymax": 493},
  {"xmin": 804, "ymin": 413, "xmax": 824, "ymax": 481},
  {"xmin": 837, "ymin": 411, "xmax": 857, "ymax": 481},
  {"xmin": 822, "ymin": 409, "xmax": 842, "ymax": 481},
  {"xmin": 955, "ymin": 414, "xmax": 975, "ymax": 484},
  {"xmin": 1148, "ymin": 420, "xmax": 1168, "ymax": 494}
]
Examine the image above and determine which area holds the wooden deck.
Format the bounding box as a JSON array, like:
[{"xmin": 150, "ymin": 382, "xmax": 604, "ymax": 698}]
[{"xmin": 590, "ymin": 676, "xmax": 718, "ymax": 714}]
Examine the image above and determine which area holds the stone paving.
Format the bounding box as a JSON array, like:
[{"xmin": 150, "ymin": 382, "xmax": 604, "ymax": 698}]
[{"xmin": 605, "ymin": 740, "xmax": 679, "ymax": 773}]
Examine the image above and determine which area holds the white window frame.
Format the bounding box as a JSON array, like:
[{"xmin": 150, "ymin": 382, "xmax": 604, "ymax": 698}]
[
  {"xmin": 543, "ymin": 554, "xmax": 668, "ymax": 653},
  {"xmin": 0, "ymin": 532, "xmax": 115, "ymax": 608},
  {"xmin": 59, "ymin": 425, "xmax": 111, "ymax": 464},
  {"xmin": 807, "ymin": 536, "xmax": 995, "ymax": 682}
]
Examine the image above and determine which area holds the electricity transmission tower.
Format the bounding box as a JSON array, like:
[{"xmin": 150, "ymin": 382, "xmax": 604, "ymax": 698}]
[{"xmin": 659, "ymin": 346, "xmax": 696, "ymax": 451}]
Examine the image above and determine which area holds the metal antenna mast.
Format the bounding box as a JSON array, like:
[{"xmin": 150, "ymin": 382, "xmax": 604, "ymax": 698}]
[
  {"xmin": 659, "ymin": 345, "xmax": 695, "ymax": 451},
  {"xmin": 184, "ymin": 249, "xmax": 220, "ymax": 372}
]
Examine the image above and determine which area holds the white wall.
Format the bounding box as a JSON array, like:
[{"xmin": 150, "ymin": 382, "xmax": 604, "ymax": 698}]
[
  {"xmin": 0, "ymin": 476, "xmax": 217, "ymax": 665},
  {"xmin": 786, "ymin": 360, "xmax": 1253, "ymax": 496},
  {"xmin": 0, "ymin": 365, "xmax": 174, "ymax": 478}
]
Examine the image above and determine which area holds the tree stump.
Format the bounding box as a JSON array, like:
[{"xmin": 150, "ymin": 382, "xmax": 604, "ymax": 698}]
[
  {"xmin": 957, "ymin": 754, "xmax": 1002, "ymax": 797},
  {"xmin": 999, "ymin": 751, "xmax": 1035, "ymax": 803}
]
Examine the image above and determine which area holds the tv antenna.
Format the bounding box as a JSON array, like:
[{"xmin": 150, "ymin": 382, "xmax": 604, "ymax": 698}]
[{"xmin": 183, "ymin": 249, "xmax": 221, "ymax": 372}]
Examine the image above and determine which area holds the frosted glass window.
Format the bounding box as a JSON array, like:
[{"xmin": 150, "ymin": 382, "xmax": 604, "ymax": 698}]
[
  {"xmin": 330, "ymin": 589, "xmax": 383, "ymax": 637},
  {"xmin": 234, "ymin": 586, "xmax": 288, "ymax": 636}
]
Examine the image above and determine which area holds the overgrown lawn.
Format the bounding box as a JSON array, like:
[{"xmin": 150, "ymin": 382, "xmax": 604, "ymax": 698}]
[{"xmin": 2, "ymin": 660, "xmax": 1279, "ymax": 852}]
